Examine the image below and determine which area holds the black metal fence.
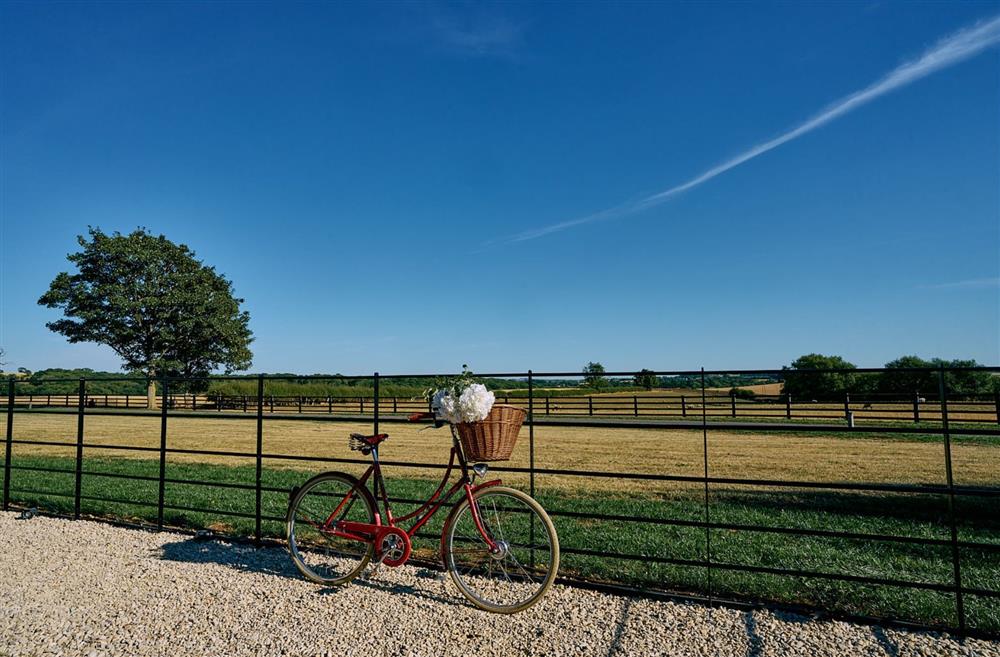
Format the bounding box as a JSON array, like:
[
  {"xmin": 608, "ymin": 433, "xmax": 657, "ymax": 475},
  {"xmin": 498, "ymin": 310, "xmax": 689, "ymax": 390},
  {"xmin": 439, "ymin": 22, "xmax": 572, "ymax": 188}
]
[
  {"xmin": 1, "ymin": 365, "xmax": 998, "ymax": 638},
  {"xmin": 10, "ymin": 389, "xmax": 1000, "ymax": 424}
]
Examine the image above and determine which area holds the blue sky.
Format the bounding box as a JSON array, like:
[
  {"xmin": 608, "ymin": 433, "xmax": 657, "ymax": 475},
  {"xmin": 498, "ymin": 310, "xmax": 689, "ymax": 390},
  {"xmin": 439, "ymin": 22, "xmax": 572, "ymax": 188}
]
[{"xmin": 1, "ymin": 1, "xmax": 998, "ymax": 375}]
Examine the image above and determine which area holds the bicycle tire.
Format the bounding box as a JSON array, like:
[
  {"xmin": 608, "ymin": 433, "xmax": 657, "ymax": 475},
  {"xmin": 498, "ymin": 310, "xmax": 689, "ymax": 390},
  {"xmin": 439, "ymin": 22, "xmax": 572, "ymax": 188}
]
[
  {"xmin": 286, "ymin": 471, "xmax": 376, "ymax": 585},
  {"xmin": 442, "ymin": 486, "xmax": 559, "ymax": 613}
]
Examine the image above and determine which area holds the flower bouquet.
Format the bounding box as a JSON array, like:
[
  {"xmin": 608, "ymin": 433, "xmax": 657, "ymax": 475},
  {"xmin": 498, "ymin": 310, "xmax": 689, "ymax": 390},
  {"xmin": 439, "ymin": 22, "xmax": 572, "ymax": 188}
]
[{"xmin": 426, "ymin": 366, "xmax": 526, "ymax": 462}]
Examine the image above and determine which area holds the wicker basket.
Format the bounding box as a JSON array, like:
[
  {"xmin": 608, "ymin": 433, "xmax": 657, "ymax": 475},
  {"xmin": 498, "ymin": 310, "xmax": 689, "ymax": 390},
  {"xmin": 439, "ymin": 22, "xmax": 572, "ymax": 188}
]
[{"xmin": 454, "ymin": 404, "xmax": 526, "ymax": 462}]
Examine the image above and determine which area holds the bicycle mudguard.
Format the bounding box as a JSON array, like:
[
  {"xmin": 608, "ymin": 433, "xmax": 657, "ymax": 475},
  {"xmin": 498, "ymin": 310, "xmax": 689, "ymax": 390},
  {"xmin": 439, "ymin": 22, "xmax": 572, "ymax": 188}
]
[{"xmin": 472, "ymin": 480, "xmax": 503, "ymax": 494}]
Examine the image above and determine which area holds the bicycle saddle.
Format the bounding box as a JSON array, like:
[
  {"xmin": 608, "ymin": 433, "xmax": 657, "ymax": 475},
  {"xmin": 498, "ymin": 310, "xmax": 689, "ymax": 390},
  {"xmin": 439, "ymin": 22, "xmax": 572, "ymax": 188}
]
[{"xmin": 349, "ymin": 433, "xmax": 388, "ymax": 451}]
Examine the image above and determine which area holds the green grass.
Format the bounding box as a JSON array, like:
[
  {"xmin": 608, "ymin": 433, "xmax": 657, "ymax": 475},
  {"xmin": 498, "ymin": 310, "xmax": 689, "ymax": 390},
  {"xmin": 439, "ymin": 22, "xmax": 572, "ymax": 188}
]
[{"xmin": 2, "ymin": 454, "xmax": 997, "ymax": 633}]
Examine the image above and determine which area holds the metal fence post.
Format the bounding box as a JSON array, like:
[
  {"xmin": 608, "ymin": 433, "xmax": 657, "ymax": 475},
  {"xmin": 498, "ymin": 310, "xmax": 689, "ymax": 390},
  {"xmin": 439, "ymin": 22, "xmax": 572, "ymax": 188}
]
[
  {"xmin": 545, "ymin": 397, "xmax": 550, "ymax": 415},
  {"xmin": 995, "ymin": 392, "xmax": 1000, "ymax": 426},
  {"xmin": 938, "ymin": 367, "xmax": 965, "ymax": 633},
  {"xmin": 730, "ymin": 390, "xmax": 736, "ymax": 418},
  {"xmin": 528, "ymin": 371, "xmax": 535, "ymax": 568},
  {"xmin": 588, "ymin": 396, "xmax": 593, "ymax": 416},
  {"xmin": 74, "ymin": 378, "xmax": 86, "ymax": 520},
  {"xmin": 528, "ymin": 371, "xmax": 535, "ymax": 499},
  {"xmin": 681, "ymin": 394, "xmax": 686, "ymax": 417},
  {"xmin": 633, "ymin": 395, "xmax": 639, "ymax": 417},
  {"xmin": 157, "ymin": 377, "xmax": 168, "ymax": 529},
  {"xmin": 844, "ymin": 392, "xmax": 850, "ymax": 421},
  {"xmin": 255, "ymin": 374, "xmax": 264, "ymax": 544},
  {"xmin": 914, "ymin": 392, "xmax": 920, "ymax": 423},
  {"xmin": 298, "ymin": 395, "xmax": 303, "ymax": 414},
  {"xmin": 786, "ymin": 393, "xmax": 792, "ymax": 419},
  {"xmin": 700, "ymin": 368, "xmax": 712, "ymax": 601},
  {"xmin": 3, "ymin": 378, "xmax": 14, "ymax": 511},
  {"xmin": 373, "ymin": 373, "xmax": 379, "ymax": 436}
]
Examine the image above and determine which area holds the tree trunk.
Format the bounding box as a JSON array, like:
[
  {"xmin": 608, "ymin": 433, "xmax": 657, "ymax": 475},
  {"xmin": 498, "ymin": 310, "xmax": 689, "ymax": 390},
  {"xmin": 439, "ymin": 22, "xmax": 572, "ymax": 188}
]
[{"xmin": 147, "ymin": 378, "xmax": 157, "ymax": 410}]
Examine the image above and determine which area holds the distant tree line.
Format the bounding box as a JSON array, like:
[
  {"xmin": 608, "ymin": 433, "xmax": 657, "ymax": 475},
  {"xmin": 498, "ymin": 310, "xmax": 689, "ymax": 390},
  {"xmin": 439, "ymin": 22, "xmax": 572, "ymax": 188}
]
[
  {"xmin": 10, "ymin": 356, "xmax": 996, "ymax": 401},
  {"xmin": 782, "ymin": 354, "xmax": 999, "ymax": 400}
]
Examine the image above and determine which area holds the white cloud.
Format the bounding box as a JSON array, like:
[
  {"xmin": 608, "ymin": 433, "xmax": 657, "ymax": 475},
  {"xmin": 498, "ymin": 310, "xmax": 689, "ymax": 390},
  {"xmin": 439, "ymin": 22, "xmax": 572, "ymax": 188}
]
[
  {"xmin": 430, "ymin": 12, "xmax": 525, "ymax": 57},
  {"xmin": 921, "ymin": 277, "xmax": 1000, "ymax": 290},
  {"xmin": 498, "ymin": 14, "xmax": 1000, "ymax": 244}
]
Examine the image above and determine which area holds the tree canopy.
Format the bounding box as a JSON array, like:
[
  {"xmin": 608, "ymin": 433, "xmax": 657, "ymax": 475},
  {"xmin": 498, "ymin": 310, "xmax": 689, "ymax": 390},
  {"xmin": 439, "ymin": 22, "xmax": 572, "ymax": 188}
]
[
  {"xmin": 781, "ymin": 353, "xmax": 858, "ymax": 400},
  {"xmin": 634, "ymin": 368, "xmax": 657, "ymax": 390},
  {"xmin": 38, "ymin": 228, "xmax": 253, "ymax": 383},
  {"xmin": 782, "ymin": 353, "xmax": 997, "ymax": 399},
  {"xmin": 582, "ymin": 362, "xmax": 607, "ymax": 390}
]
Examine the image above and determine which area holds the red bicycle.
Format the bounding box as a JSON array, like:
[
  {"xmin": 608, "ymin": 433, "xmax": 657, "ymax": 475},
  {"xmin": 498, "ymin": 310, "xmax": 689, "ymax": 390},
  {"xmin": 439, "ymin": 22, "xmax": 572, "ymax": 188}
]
[{"xmin": 285, "ymin": 412, "xmax": 560, "ymax": 613}]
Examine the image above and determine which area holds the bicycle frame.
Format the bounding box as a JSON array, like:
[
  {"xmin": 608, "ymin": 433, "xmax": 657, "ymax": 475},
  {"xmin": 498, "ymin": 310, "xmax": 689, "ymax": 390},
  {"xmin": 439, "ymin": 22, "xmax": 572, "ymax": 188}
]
[{"xmin": 323, "ymin": 426, "xmax": 502, "ymax": 565}]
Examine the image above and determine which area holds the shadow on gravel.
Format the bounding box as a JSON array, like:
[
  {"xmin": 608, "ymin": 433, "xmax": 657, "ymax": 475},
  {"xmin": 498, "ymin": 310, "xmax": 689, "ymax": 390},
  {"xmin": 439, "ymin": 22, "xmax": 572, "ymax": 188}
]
[
  {"xmin": 159, "ymin": 538, "xmax": 301, "ymax": 579},
  {"xmin": 743, "ymin": 611, "xmax": 764, "ymax": 657},
  {"xmin": 157, "ymin": 538, "xmax": 464, "ymax": 608},
  {"xmin": 871, "ymin": 625, "xmax": 900, "ymax": 657},
  {"xmin": 338, "ymin": 577, "xmax": 464, "ymax": 608},
  {"xmin": 604, "ymin": 598, "xmax": 632, "ymax": 657}
]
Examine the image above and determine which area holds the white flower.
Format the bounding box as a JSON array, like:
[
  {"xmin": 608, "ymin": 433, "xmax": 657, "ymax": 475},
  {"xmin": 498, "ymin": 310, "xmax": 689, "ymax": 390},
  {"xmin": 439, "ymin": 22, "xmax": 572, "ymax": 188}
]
[
  {"xmin": 457, "ymin": 383, "xmax": 495, "ymax": 423},
  {"xmin": 431, "ymin": 383, "xmax": 495, "ymax": 424},
  {"xmin": 432, "ymin": 389, "xmax": 459, "ymax": 424}
]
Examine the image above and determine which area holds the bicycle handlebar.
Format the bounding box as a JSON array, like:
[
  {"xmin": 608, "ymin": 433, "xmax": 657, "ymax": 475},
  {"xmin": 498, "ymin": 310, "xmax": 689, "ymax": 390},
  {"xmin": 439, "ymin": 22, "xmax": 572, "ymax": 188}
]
[{"xmin": 409, "ymin": 411, "xmax": 447, "ymax": 428}]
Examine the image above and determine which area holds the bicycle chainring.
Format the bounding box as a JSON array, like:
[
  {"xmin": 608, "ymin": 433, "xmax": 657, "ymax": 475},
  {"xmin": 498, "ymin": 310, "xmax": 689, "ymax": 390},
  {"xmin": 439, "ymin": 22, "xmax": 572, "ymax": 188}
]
[{"xmin": 378, "ymin": 527, "xmax": 412, "ymax": 567}]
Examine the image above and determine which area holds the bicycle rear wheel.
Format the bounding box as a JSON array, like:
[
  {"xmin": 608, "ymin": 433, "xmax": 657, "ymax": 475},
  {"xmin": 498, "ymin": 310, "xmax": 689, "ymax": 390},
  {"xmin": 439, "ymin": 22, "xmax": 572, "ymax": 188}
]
[
  {"xmin": 286, "ymin": 472, "xmax": 375, "ymax": 585},
  {"xmin": 442, "ymin": 486, "xmax": 559, "ymax": 613}
]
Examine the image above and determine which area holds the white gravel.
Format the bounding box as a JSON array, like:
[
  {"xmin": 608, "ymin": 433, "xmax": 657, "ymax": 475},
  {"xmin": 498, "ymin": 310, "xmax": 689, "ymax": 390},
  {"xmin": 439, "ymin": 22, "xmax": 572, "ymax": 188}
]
[{"xmin": 0, "ymin": 512, "xmax": 996, "ymax": 657}]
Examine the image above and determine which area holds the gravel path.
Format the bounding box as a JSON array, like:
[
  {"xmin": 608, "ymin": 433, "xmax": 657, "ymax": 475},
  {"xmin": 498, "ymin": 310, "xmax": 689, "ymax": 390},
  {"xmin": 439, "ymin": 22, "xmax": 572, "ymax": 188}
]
[{"xmin": 0, "ymin": 512, "xmax": 996, "ymax": 657}]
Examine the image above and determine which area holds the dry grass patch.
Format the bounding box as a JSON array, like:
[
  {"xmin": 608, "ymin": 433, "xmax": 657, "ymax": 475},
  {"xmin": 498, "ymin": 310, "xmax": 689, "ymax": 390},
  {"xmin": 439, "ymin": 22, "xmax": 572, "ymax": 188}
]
[{"xmin": 3, "ymin": 413, "xmax": 997, "ymax": 496}]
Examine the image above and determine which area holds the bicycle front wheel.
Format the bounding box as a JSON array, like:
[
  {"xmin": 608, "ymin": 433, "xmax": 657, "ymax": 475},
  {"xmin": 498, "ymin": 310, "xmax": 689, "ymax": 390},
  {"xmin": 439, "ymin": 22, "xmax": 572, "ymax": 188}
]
[
  {"xmin": 286, "ymin": 471, "xmax": 375, "ymax": 585},
  {"xmin": 443, "ymin": 486, "xmax": 559, "ymax": 613}
]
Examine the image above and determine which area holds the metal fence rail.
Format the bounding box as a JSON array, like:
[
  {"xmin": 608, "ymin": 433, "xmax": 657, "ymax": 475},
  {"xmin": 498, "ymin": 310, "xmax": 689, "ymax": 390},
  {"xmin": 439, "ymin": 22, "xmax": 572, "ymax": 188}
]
[{"xmin": 1, "ymin": 365, "xmax": 998, "ymax": 638}]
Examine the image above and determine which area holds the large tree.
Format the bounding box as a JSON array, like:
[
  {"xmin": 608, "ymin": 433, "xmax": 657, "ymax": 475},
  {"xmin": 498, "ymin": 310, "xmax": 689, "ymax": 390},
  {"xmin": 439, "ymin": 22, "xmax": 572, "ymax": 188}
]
[
  {"xmin": 582, "ymin": 361, "xmax": 607, "ymax": 390},
  {"xmin": 38, "ymin": 228, "xmax": 253, "ymax": 407},
  {"xmin": 781, "ymin": 353, "xmax": 857, "ymax": 401},
  {"xmin": 634, "ymin": 368, "xmax": 657, "ymax": 391}
]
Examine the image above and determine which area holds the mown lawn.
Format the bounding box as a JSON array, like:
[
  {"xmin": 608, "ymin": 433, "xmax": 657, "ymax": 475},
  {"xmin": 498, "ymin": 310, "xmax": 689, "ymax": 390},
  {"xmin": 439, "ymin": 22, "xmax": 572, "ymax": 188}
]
[{"xmin": 2, "ymin": 455, "xmax": 997, "ymax": 633}]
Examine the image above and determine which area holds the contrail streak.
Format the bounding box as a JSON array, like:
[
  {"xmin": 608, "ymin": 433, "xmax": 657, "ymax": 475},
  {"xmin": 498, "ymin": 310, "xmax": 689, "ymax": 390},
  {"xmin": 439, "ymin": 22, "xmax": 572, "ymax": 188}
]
[{"xmin": 500, "ymin": 15, "xmax": 1000, "ymax": 244}]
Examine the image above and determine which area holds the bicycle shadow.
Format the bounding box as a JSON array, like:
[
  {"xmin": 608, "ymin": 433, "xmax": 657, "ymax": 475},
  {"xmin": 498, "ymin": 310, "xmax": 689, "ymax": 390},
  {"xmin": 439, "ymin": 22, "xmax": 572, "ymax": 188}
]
[{"xmin": 156, "ymin": 537, "xmax": 463, "ymax": 608}]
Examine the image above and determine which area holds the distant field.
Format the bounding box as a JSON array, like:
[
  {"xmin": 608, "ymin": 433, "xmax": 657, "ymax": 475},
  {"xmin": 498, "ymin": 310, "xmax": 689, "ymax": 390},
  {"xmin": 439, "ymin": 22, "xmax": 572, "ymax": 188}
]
[{"xmin": 3, "ymin": 412, "xmax": 998, "ymax": 492}]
